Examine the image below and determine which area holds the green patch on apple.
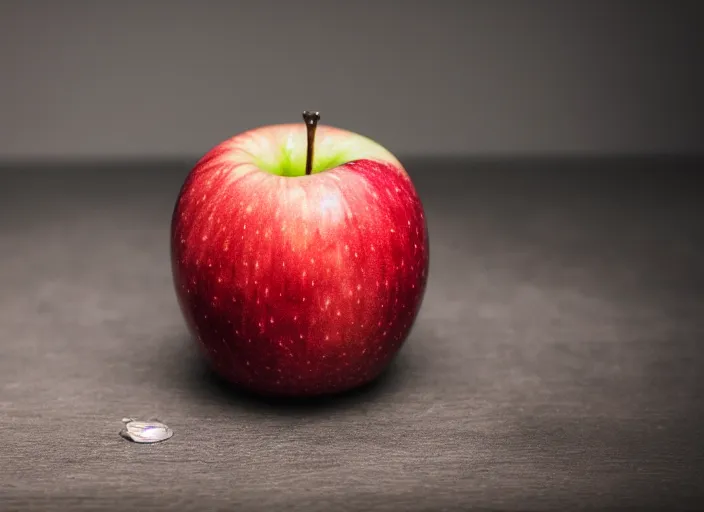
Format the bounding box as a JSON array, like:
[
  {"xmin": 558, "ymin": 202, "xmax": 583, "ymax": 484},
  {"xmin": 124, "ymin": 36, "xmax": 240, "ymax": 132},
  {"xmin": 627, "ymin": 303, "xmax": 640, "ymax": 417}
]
[
  {"xmin": 254, "ymin": 118, "xmax": 398, "ymax": 177},
  {"xmin": 256, "ymin": 144, "xmax": 351, "ymax": 177}
]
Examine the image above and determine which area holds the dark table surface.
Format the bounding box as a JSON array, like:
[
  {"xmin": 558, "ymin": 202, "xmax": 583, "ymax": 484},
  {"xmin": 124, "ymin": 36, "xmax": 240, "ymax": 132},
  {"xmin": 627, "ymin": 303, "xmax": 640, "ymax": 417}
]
[{"xmin": 1, "ymin": 157, "xmax": 703, "ymax": 511}]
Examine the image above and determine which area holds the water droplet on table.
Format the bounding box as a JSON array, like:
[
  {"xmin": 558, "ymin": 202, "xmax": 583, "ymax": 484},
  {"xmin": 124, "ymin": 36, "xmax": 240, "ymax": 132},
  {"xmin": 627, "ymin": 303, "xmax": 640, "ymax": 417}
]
[{"xmin": 119, "ymin": 417, "xmax": 173, "ymax": 444}]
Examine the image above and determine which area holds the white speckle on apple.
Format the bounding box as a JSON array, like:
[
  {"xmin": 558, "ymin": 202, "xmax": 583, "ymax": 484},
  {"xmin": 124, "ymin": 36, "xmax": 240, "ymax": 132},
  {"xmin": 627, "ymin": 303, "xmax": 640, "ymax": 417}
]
[
  {"xmin": 324, "ymin": 298, "xmax": 330, "ymax": 308},
  {"xmin": 336, "ymin": 310, "xmax": 341, "ymax": 317},
  {"xmin": 246, "ymin": 204, "xmax": 252, "ymax": 213},
  {"xmin": 201, "ymin": 235, "xmax": 208, "ymax": 241},
  {"xmin": 269, "ymin": 317, "xmax": 274, "ymax": 324},
  {"xmin": 310, "ymin": 258, "xmax": 315, "ymax": 264},
  {"xmin": 354, "ymin": 252, "xmax": 358, "ymax": 258},
  {"xmin": 390, "ymin": 228, "xmax": 395, "ymax": 233},
  {"xmin": 344, "ymin": 244, "xmax": 349, "ymax": 251},
  {"xmin": 264, "ymin": 287, "xmax": 269, "ymax": 297},
  {"xmin": 255, "ymin": 261, "xmax": 259, "ymax": 269},
  {"xmin": 302, "ymin": 270, "xmax": 307, "ymax": 278},
  {"xmin": 243, "ymin": 224, "xmax": 247, "ymax": 230}
]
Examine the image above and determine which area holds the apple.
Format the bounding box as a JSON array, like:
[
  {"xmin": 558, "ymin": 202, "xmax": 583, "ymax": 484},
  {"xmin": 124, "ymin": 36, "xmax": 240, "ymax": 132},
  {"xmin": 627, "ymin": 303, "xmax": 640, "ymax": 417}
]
[{"xmin": 171, "ymin": 111, "xmax": 429, "ymax": 397}]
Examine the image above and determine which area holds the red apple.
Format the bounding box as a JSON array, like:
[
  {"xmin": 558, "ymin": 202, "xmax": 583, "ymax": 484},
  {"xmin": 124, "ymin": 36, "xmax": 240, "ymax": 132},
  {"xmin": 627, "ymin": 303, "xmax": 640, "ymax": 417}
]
[{"xmin": 171, "ymin": 112, "xmax": 429, "ymax": 397}]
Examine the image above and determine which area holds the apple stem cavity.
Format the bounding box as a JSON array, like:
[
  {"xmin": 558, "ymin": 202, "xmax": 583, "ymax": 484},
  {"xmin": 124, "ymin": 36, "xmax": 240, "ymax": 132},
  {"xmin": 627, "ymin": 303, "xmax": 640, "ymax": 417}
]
[{"xmin": 302, "ymin": 110, "xmax": 320, "ymax": 176}]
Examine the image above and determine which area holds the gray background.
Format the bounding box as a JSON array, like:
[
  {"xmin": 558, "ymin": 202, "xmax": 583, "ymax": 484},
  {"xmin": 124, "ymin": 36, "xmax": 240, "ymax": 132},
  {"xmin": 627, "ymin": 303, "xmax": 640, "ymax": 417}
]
[{"xmin": 1, "ymin": 0, "xmax": 703, "ymax": 160}]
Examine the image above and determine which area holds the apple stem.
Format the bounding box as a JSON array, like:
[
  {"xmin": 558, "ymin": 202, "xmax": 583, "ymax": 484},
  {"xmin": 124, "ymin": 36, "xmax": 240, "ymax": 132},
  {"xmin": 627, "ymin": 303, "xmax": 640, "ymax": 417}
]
[{"xmin": 302, "ymin": 110, "xmax": 320, "ymax": 176}]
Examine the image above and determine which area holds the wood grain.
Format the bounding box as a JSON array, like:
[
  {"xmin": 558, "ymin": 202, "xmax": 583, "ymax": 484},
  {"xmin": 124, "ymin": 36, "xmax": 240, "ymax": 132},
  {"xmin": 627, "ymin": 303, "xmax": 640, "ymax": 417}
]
[{"xmin": 1, "ymin": 158, "xmax": 703, "ymax": 511}]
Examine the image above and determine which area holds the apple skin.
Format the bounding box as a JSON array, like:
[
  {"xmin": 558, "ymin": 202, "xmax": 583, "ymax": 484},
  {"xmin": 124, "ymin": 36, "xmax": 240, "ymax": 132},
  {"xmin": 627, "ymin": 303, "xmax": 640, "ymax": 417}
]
[{"xmin": 171, "ymin": 123, "xmax": 429, "ymax": 397}]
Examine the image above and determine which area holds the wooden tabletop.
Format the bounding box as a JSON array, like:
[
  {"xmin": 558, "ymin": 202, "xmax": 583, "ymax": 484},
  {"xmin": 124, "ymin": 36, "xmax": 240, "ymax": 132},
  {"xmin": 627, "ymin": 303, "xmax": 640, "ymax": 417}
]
[{"xmin": 2, "ymin": 157, "xmax": 703, "ymax": 511}]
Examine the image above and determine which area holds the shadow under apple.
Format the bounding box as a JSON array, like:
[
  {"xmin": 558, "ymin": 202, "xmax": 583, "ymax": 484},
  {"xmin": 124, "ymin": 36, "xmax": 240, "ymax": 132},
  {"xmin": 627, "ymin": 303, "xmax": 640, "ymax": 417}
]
[{"xmin": 162, "ymin": 333, "xmax": 415, "ymax": 416}]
